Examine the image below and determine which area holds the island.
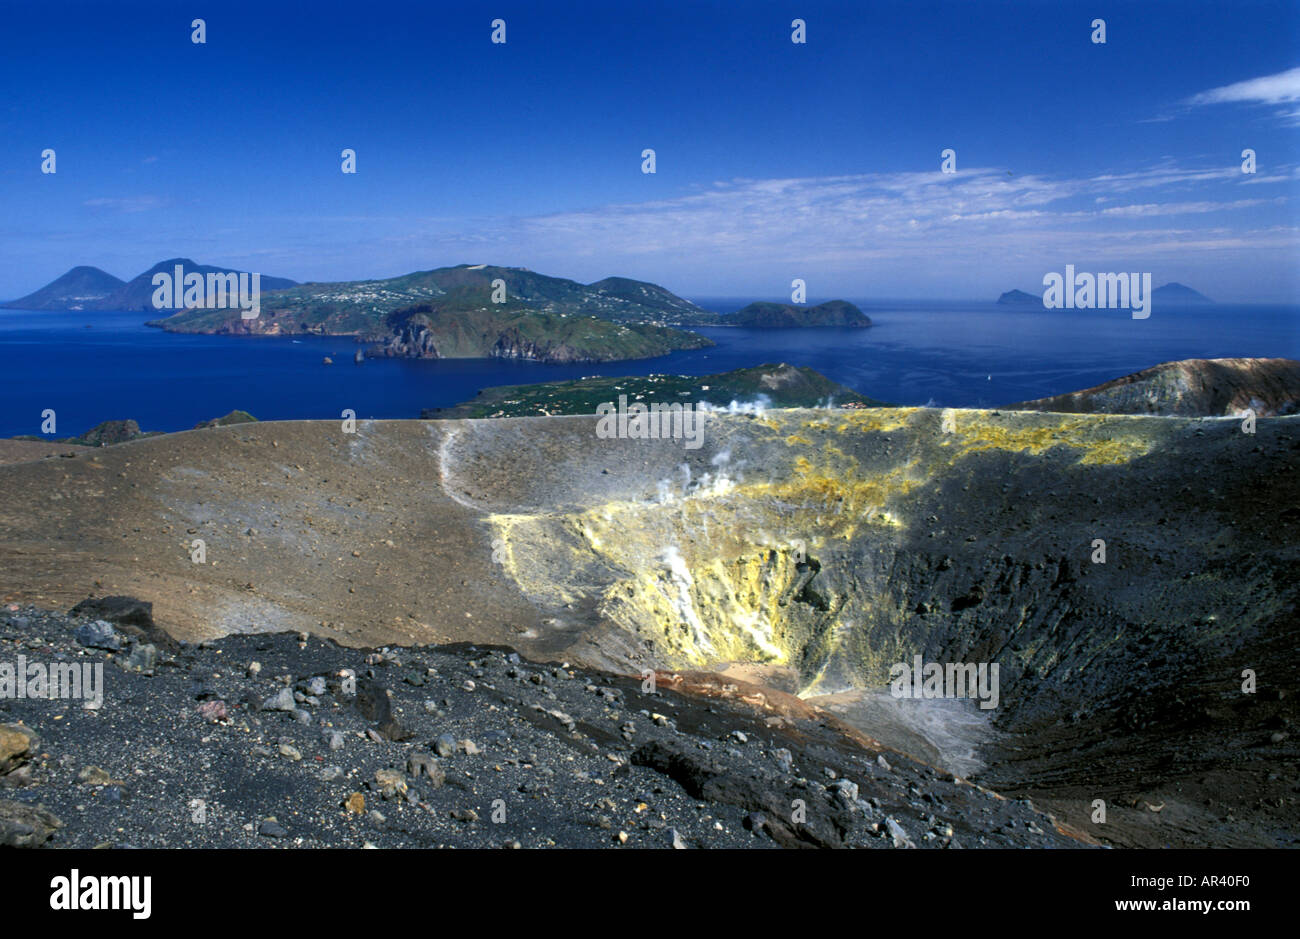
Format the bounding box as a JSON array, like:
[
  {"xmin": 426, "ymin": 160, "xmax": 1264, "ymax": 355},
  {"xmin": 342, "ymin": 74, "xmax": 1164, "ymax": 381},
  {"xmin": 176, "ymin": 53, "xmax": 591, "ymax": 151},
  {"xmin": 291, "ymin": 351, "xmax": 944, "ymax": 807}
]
[
  {"xmin": 2, "ymin": 266, "xmax": 126, "ymax": 311},
  {"xmin": 1, "ymin": 259, "xmax": 296, "ymax": 312},
  {"xmin": 1151, "ymin": 282, "xmax": 1214, "ymax": 305},
  {"xmin": 996, "ymin": 289, "xmax": 1041, "ymax": 306},
  {"xmin": 726, "ymin": 300, "xmax": 871, "ymax": 328}
]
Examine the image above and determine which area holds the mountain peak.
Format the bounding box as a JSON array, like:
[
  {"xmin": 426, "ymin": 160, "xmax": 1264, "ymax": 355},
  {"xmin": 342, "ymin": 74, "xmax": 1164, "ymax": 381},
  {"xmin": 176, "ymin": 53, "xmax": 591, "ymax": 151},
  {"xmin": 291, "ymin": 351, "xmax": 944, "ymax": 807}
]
[
  {"xmin": 1152, "ymin": 282, "xmax": 1214, "ymax": 304},
  {"xmin": 2, "ymin": 265, "xmax": 126, "ymax": 310},
  {"xmin": 1, "ymin": 260, "xmax": 297, "ymax": 313}
]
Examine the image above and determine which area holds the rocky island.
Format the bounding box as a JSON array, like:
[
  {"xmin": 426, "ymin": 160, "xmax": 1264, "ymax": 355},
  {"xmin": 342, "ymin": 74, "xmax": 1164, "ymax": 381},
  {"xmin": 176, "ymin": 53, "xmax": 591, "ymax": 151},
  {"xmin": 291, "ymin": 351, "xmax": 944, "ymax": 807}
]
[
  {"xmin": 727, "ymin": 300, "xmax": 871, "ymax": 328},
  {"xmin": 996, "ymin": 289, "xmax": 1041, "ymax": 306},
  {"xmin": 1151, "ymin": 282, "xmax": 1214, "ymax": 305},
  {"xmin": 996, "ymin": 283, "xmax": 1213, "ymax": 308}
]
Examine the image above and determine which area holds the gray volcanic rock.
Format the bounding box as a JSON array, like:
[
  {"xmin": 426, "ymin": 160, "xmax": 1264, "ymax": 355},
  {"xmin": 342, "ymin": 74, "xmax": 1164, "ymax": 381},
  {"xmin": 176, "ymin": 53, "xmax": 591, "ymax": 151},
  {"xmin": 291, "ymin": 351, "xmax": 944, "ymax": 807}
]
[
  {"xmin": 0, "ymin": 800, "xmax": 63, "ymax": 847},
  {"xmin": 0, "ymin": 604, "xmax": 1091, "ymax": 849},
  {"xmin": 73, "ymin": 620, "xmax": 123, "ymax": 651},
  {"xmin": 1012, "ymin": 357, "xmax": 1300, "ymax": 416},
  {"xmin": 69, "ymin": 595, "xmax": 177, "ymax": 651}
]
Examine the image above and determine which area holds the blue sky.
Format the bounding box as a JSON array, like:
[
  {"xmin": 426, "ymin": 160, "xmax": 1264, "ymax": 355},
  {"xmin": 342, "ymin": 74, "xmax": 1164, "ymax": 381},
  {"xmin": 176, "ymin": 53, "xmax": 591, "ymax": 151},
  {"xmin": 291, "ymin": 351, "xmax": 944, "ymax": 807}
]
[{"xmin": 2, "ymin": 0, "xmax": 1298, "ymax": 302}]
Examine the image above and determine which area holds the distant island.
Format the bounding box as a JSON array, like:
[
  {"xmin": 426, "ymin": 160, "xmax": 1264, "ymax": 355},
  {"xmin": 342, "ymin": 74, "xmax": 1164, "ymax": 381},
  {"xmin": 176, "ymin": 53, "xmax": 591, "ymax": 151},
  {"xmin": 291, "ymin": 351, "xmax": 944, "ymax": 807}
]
[
  {"xmin": 997, "ymin": 282, "xmax": 1214, "ymax": 307},
  {"xmin": 2, "ymin": 259, "xmax": 296, "ymax": 312},
  {"xmin": 2, "ymin": 265, "xmax": 127, "ymax": 311},
  {"xmin": 726, "ymin": 300, "xmax": 871, "ymax": 328},
  {"xmin": 423, "ymin": 363, "xmax": 885, "ymax": 419},
  {"xmin": 1151, "ymin": 282, "xmax": 1213, "ymax": 305},
  {"xmin": 996, "ymin": 289, "xmax": 1041, "ymax": 306}
]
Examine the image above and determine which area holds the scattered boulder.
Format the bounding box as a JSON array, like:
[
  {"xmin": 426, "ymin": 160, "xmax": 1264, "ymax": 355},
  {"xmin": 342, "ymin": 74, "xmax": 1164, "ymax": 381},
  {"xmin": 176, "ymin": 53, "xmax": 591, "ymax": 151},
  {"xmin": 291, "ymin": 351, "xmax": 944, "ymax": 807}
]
[
  {"xmin": 73, "ymin": 620, "xmax": 123, "ymax": 652},
  {"xmin": 0, "ymin": 800, "xmax": 63, "ymax": 847},
  {"xmin": 829, "ymin": 779, "xmax": 860, "ymax": 808},
  {"xmin": 126, "ymin": 643, "xmax": 158, "ymax": 670},
  {"xmin": 68, "ymin": 596, "xmax": 176, "ymax": 651},
  {"xmin": 356, "ymin": 679, "xmax": 412, "ymax": 741},
  {"xmin": 433, "ymin": 733, "xmax": 456, "ymax": 758},
  {"xmin": 885, "ymin": 817, "xmax": 917, "ymax": 849},
  {"xmin": 407, "ymin": 752, "xmax": 445, "ymax": 787},
  {"xmin": 372, "ymin": 769, "xmax": 407, "ymax": 799},
  {"xmin": 262, "ymin": 687, "xmax": 297, "ymax": 712},
  {"xmin": 77, "ymin": 766, "xmax": 122, "ymax": 786},
  {"xmin": 0, "ymin": 724, "xmax": 38, "ymax": 776},
  {"xmin": 196, "ymin": 700, "xmax": 228, "ymax": 722},
  {"xmin": 631, "ymin": 738, "xmax": 850, "ymax": 849}
]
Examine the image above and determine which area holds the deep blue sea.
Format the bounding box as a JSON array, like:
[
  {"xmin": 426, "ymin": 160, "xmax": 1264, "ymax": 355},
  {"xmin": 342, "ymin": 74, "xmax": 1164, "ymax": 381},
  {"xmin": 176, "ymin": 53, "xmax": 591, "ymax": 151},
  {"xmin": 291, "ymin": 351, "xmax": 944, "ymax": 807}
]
[{"xmin": 1, "ymin": 298, "xmax": 1296, "ymax": 439}]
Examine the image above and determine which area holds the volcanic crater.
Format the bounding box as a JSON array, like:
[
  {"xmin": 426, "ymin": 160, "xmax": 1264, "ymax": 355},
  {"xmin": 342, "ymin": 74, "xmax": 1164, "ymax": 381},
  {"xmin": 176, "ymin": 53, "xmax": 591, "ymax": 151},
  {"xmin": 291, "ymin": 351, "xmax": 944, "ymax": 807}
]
[{"xmin": 2, "ymin": 408, "xmax": 1296, "ymax": 846}]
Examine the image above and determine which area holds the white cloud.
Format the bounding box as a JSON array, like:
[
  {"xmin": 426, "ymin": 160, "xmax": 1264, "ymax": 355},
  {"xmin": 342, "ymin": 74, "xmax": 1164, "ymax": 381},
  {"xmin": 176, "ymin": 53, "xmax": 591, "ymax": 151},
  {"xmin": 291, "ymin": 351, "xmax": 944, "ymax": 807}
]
[
  {"xmin": 163, "ymin": 161, "xmax": 1298, "ymax": 297},
  {"xmin": 1189, "ymin": 66, "xmax": 1300, "ymax": 106},
  {"xmin": 1187, "ymin": 66, "xmax": 1300, "ymax": 124}
]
